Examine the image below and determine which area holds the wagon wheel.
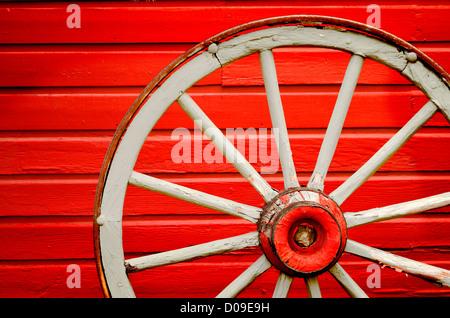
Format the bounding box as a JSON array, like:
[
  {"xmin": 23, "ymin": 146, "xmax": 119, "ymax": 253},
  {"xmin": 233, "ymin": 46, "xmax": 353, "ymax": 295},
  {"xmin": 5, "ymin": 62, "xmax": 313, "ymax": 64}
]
[{"xmin": 94, "ymin": 16, "xmax": 450, "ymax": 298}]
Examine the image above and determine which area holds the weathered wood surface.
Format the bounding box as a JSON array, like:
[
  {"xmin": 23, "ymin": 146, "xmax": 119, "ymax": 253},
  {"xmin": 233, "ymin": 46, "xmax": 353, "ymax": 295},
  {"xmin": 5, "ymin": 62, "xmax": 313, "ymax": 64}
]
[
  {"xmin": 125, "ymin": 232, "xmax": 260, "ymax": 273},
  {"xmin": 1, "ymin": 2, "xmax": 450, "ymax": 44},
  {"xmin": 2, "ymin": 128, "xmax": 449, "ymax": 175},
  {"xmin": 308, "ymin": 54, "xmax": 364, "ymax": 191},
  {"xmin": 1, "ymin": 1, "xmax": 450, "ymax": 297},
  {"xmin": 260, "ymin": 49, "xmax": 299, "ymax": 190},
  {"xmin": 2, "ymin": 86, "xmax": 448, "ymax": 131},
  {"xmin": 1, "ymin": 45, "xmax": 449, "ymax": 88},
  {"xmin": 2, "ymin": 215, "xmax": 450, "ymax": 261},
  {"xmin": 216, "ymin": 254, "xmax": 272, "ymax": 298}
]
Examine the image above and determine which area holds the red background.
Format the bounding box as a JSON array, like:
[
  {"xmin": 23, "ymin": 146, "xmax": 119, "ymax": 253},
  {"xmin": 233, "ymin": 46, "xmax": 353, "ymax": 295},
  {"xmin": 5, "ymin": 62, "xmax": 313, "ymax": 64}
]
[{"xmin": 1, "ymin": 1, "xmax": 450, "ymax": 297}]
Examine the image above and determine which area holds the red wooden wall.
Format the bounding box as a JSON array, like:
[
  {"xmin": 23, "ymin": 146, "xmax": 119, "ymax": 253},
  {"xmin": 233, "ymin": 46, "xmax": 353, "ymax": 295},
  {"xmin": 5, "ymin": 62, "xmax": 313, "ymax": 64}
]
[{"xmin": 1, "ymin": 1, "xmax": 450, "ymax": 298}]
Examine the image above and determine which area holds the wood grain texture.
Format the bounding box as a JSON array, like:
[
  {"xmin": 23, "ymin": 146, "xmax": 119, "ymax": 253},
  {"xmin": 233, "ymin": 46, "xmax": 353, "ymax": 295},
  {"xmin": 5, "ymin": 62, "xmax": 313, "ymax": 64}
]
[
  {"xmin": 2, "ymin": 85, "xmax": 445, "ymax": 131},
  {"xmin": 0, "ymin": 44, "xmax": 220, "ymax": 87},
  {"xmin": 1, "ymin": 256, "xmax": 449, "ymax": 298},
  {"xmin": 1, "ymin": 128, "xmax": 449, "ymax": 175},
  {"xmin": 1, "ymin": 172, "xmax": 449, "ymax": 217},
  {"xmin": 1, "ymin": 215, "xmax": 449, "ymax": 261},
  {"xmin": 1, "ymin": 2, "xmax": 449, "ymax": 44},
  {"xmin": 1, "ymin": 1, "xmax": 450, "ymax": 297},
  {"xmin": 0, "ymin": 44, "xmax": 448, "ymax": 88}
]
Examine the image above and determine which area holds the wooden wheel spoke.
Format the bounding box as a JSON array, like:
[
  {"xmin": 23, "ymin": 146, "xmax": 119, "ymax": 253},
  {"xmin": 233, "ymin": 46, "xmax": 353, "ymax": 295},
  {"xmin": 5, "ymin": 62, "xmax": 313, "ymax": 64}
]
[
  {"xmin": 345, "ymin": 191, "xmax": 450, "ymax": 228},
  {"xmin": 259, "ymin": 49, "xmax": 299, "ymax": 189},
  {"xmin": 177, "ymin": 93, "xmax": 278, "ymax": 202},
  {"xmin": 129, "ymin": 171, "xmax": 261, "ymax": 223},
  {"xmin": 308, "ymin": 54, "xmax": 365, "ymax": 191},
  {"xmin": 345, "ymin": 239, "xmax": 450, "ymax": 288},
  {"xmin": 328, "ymin": 263, "xmax": 368, "ymax": 298},
  {"xmin": 304, "ymin": 276, "xmax": 322, "ymax": 298},
  {"xmin": 272, "ymin": 272, "xmax": 294, "ymax": 298},
  {"xmin": 216, "ymin": 254, "xmax": 272, "ymax": 298},
  {"xmin": 331, "ymin": 101, "xmax": 438, "ymax": 205},
  {"xmin": 125, "ymin": 231, "xmax": 260, "ymax": 273}
]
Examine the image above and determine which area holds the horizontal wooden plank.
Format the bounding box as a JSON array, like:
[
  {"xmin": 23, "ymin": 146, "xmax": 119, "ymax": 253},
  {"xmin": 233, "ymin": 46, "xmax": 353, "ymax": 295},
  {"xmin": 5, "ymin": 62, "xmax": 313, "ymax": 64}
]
[
  {"xmin": 129, "ymin": 215, "xmax": 450, "ymax": 252},
  {"xmin": 2, "ymin": 127, "xmax": 449, "ymax": 175},
  {"xmin": 124, "ymin": 172, "xmax": 450, "ymax": 217},
  {"xmin": 0, "ymin": 260, "xmax": 104, "ymax": 298},
  {"xmin": 3, "ymin": 85, "xmax": 448, "ymax": 131},
  {"xmin": 1, "ymin": 172, "xmax": 449, "ymax": 217},
  {"xmin": 1, "ymin": 214, "xmax": 449, "ymax": 261},
  {"xmin": 222, "ymin": 46, "xmax": 450, "ymax": 86},
  {"xmin": 0, "ymin": 216, "xmax": 254, "ymax": 260},
  {"xmin": 2, "ymin": 1, "xmax": 450, "ymax": 300},
  {"xmin": 1, "ymin": 2, "xmax": 450, "ymax": 44},
  {"xmin": 0, "ymin": 87, "xmax": 137, "ymax": 131},
  {"xmin": 1, "ymin": 256, "xmax": 449, "ymax": 298},
  {"xmin": 347, "ymin": 216, "xmax": 450, "ymax": 250},
  {"xmin": 132, "ymin": 258, "xmax": 450, "ymax": 298},
  {"xmin": 1, "ymin": 44, "xmax": 448, "ymax": 87},
  {"xmin": 0, "ymin": 44, "xmax": 220, "ymax": 87}
]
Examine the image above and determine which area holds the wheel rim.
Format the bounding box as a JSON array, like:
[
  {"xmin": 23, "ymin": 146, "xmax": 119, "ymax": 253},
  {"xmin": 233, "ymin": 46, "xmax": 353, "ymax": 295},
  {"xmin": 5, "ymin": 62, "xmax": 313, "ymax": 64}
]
[{"xmin": 94, "ymin": 15, "xmax": 450, "ymax": 298}]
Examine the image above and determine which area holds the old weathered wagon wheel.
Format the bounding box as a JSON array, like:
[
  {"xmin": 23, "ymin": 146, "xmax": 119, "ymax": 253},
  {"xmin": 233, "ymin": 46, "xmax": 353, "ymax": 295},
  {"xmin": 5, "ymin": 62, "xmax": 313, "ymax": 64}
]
[{"xmin": 94, "ymin": 16, "xmax": 450, "ymax": 298}]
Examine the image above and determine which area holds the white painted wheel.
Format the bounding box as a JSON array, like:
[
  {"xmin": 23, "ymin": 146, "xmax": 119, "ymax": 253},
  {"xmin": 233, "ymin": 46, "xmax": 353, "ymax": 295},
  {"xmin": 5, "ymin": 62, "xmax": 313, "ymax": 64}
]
[{"xmin": 94, "ymin": 16, "xmax": 450, "ymax": 298}]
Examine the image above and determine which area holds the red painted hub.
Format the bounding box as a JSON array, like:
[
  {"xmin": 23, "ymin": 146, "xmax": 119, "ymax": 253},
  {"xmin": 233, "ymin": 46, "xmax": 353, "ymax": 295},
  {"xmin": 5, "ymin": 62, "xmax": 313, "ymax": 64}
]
[{"xmin": 258, "ymin": 188, "xmax": 347, "ymax": 277}]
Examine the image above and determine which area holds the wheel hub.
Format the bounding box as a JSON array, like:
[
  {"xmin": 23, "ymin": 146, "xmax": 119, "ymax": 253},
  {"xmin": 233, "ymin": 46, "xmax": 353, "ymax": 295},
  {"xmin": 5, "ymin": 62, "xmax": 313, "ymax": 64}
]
[{"xmin": 258, "ymin": 188, "xmax": 347, "ymax": 277}]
